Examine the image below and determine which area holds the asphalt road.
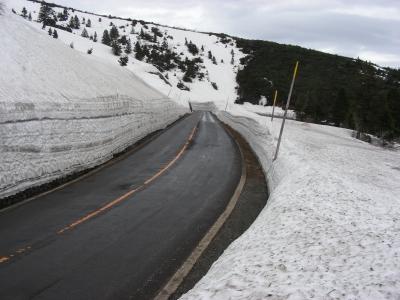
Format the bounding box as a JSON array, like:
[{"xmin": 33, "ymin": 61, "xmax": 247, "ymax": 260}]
[{"xmin": 0, "ymin": 111, "xmax": 242, "ymax": 300}]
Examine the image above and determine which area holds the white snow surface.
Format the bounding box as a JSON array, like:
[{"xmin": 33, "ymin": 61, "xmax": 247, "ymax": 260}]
[
  {"xmin": 182, "ymin": 104, "xmax": 400, "ymax": 299},
  {"xmin": 0, "ymin": 8, "xmax": 187, "ymax": 198},
  {"xmin": 243, "ymin": 102, "xmax": 296, "ymax": 119},
  {"xmin": 8, "ymin": 0, "xmax": 245, "ymax": 105}
]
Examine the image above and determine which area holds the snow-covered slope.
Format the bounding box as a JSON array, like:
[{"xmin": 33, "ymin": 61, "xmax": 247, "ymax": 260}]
[
  {"xmin": 0, "ymin": 5, "xmax": 187, "ymax": 199},
  {"xmin": 182, "ymin": 105, "xmax": 400, "ymax": 299},
  {"xmin": 9, "ymin": 0, "xmax": 245, "ymax": 107}
]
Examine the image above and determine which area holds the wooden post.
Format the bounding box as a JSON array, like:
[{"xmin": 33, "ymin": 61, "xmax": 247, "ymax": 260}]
[
  {"xmin": 271, "ymin": 90, "xmax": 278, "ymax": 122},
  {"xmin": 274, "ymin": 61, "xmax": 299, "ymax": 161}
]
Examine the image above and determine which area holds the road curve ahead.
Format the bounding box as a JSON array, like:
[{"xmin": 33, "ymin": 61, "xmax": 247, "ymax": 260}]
[{"xmin": 0, "ymin": 111, "xmax": 242, "ymax": 300}]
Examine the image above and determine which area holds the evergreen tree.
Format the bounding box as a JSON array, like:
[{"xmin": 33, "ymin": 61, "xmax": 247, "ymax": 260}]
[
  {"xmin": 130, "ymin": 26, "xmax": 135, "ymax": 34},
  {"xmin": 52, "ymin": 30, "xmax": 58, "ymax": 39},
  {"xmin": 212, "ymin": 56, "xmax": 217, "ymax": 65},
  {"xmin": 93, "ymin": 31, "xmax": 98, "ymax": 42},
  {"xmin": 68, "ymin": 16, "xmax": 75, "ymax": 28},
  {"xmin": 62, "ymin": 8, "xmax": 68, "ymax": 21},
  {"xmin": 140, "ymin": 28, "xmax": 145, "ymax": 38},
  {"xmin": 119, "ymin": 35, "xmax": 128, "ymax": 45},
  {"xmin": 48, "ymin": 27, "xmax": 52, "ymax": 35},
  {"xmin": 153, "ymin": 33, "xmax": 157, "ymax": 43},
  {"xmin": 185, "ymin": 37, "xmax": 188, "ymax": 45},
  {"xmin": 99, "ymin": 17, "xmax": 102, "ymax": 22},
  {"xmin": 102, "ymin": 29, "xmax": 111, "ymax": 46},
  {"xmin": 81, "ymin": 28, "xmax": 89, "ymax": 38},
  {"xmin": 135, "ymin": 41, "xmax": 145, "ymax": 60},
  {"xmin": 201, "ymin": 45, "xmax": 204, "ymax": 52},
  {"xmin": 110, "ymin": 25, "xmax": 119, "ymax": 40},
  {"xmin": 125, "ymin": 39, "xmax": 132, "ymax": 54},
  {"xmin": 86, "ymin": 19, "xmax": 91, "ymax": 27},
  {"xmin": 119, "ymin": 56, "xmax": 129, "ymax": 66},
  {"xmin": 21, "ymin": 7, "xmax": 27, "ymax": 18},
  {"xmin": 208, "ymin": 50, "xmax": 212, "ymax": 59},
  {"xmin": 82, "ymin": 17, "xmax": 85, "ymax": 25},
  {"xmin": 111, "ymin": 41, "xmax": 122, "ymax": 56},
  {"xmin": 38, "ymin": 3, "xmax": 52, "ymax": 23},
  {"xmin": 74, "ymin": 15, "xmax": 80, "ymax": 29},
  {"xmin": 28, "ymin": 12, "xmax": 32, "ymax": 21},
  {"xmin": 87, "ymin": 48, "xmax": 93, "ymax": 54}
]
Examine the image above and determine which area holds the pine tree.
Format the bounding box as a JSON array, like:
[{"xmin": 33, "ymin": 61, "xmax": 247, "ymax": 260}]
[
  {"xmin": 110, "ymin": 25, "xmax": 120, "ymax": 40},
  {"xmin": 93, "ymin": 31, "xmax": 98, "ymax": 42},
  {"xmin": 99, "ymin": 17, "xmax": 102, "ymax": 22},
  {"xmin": 62, "ymin": 8, "xmax": 68, "ymax": 21},
  {"xmin": 231, "ymin": 57, "xmax": 234, "ymax": 65},
  {"xmin": 130, "ymin": 26, "xmax": 135, "ymax": 34},
  {"xmin": 86, "ymin": 19, "xmax": 91, "ymax": 27},
  {"xmin": 212, "ymin": 56, "xmax": 217, "ymax": 65},
  {"xmin": 201, "ymin": 45, "xmax": 204, "ymax": 52},
  {"xmin": 28, "ymin": 12, "xmax": 32, "ymax": 21},
  {"xmin": 81, "ymin": 28, "xmax": 89, "ymax": 38},
  {"xmin": 102, "ymin": 29, "xmax": 111, "ymax": 46},
  {"xmin": 82, "ymin": 17, "xmax": 85, "ymax": 24},
  {"xmin": 53, "ymin": 30, "xmax": 58, "ymax": 39},
  {"xmin": 153, "ymin": 33, "xmax": 157, "ymax": 43},
  {"xmin": 68, "ymin": 16, "xmax": 75, "ymax": 28},
  {"xmin": 38, "ymin": 3, "xmax": 52, "ymax": 23},
  {"xmin": 87, "ymin": 48, "xmax": 93, "ymax": 54},
  {"xmin": 185, "ymin": 37, "xmax": 188, "ymax": 45},
  {"xmin": 111, "ymin": 41, "xmax": 122, "ymax": 56},
  {"xmin": 208, "ymin": 50, "xmax": 212, "ymax": 59},
  {"xmin": 74, "ymin": 15, "xmax": 80, "ymax": 29},
  {"xmin": 135, "ymin": 41, "xmax": 144, "ymax": 60},
  {"xmin": 125, "ymin": 39, "xmax": 132, "ymax": 54},
  {"xmin": 48, "ymin": 27, "xmax": 53, "ymax": 36},
  {"xmin": 21, "ymin": 7, "xmax": 27, "ymax": 18},
  {"xmin": 118, "ymin": 56, "xmax": 129, "ymax": 66}
]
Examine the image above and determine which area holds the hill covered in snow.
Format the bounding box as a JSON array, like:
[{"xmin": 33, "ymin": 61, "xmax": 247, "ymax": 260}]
[
  {"xmin": 0, "ymin": 3, "xmax": 186, "ymax": 200},
  {"xmin": 8, "ymin": 0, "xmax": 400, "ymax": 141},
  {"xmin": 8, "ymin": 0, "xmax": 245, "ymax": 107}
]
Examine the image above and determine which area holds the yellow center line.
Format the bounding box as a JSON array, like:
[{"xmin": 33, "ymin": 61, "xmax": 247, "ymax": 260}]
[
  {"xmin": 0, "ymin": 125, "xmax": 197, "ymax": 265},
  {"xmin": 58, "ymin": 125, "xmax": 197, "ymax": 235}
]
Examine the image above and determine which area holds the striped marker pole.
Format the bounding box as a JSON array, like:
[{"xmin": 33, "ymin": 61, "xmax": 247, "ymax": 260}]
[{"xmin": 273, "ymin": 61, "xmax": 299, "ymax": 161}]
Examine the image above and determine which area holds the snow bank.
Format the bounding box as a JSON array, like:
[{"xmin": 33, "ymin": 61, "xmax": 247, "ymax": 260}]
[
  {"xmin": 182, "ymin": 105, "xmax": 400, "ymax": 299},
  {"xmin": 0, "ymin": 10, "xmax": 187, "ymax": 198}
]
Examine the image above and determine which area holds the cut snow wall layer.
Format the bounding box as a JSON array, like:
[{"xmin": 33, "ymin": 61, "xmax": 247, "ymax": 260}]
[{"xmin": 0, "ymin": 11, "xmax": 187, "ymax": 198}]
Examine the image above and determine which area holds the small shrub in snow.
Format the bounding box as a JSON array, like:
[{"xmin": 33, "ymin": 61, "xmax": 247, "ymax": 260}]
[
  {"xmin": 21, "ymin": 7, "xmax": 27, "ymax": 18},
  {"xmin": 211, "ymin": 82, "xmax": 218, "ymax": 90},
  {"xmin": 87, "ymin": 48, "xmax": 93, "ymax": 54},
  {"xmin": 52, "ymin": 30, "xmax": 58, "ymax": 39},
  {"xmin": 69, "ymin": 42, "xmax": 74, "ymax": 49},
  {"xmin": 93, "ymin": 32, "xmax": 98, "ymax": 42},
  {"xmin": 118, "ymin": 56, "xmax": 129, "ymax": 66},
  {"xmin": 48, "ymin": 28, "xmax": 52, "ymax": 36},
  {"xmin": 177, "ymin": 81, "xmax": 190, "ymax": 91}
]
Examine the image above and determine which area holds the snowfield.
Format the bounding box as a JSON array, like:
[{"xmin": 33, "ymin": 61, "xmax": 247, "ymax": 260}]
[
  {"xmin": 0, "ymin": 8, "xmax": 187, "ymax": 198},
  {"xmin": 181, "ymin": 105, "xmax": 400, "ymax": 299}
]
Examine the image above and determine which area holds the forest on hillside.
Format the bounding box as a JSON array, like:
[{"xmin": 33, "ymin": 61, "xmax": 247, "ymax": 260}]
[{"xmin": 235, "ymin": 39, "xmax": 400, "ymax": 141}]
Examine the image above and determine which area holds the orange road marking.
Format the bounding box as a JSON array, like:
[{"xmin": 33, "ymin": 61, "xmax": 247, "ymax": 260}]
[
  {"xmin": 0, "ymin": 125, "xmax": 197, "ymax": 265},
  {"xmin": 58, "ymin": 126, "xmax": 197, "ymax": 235}
]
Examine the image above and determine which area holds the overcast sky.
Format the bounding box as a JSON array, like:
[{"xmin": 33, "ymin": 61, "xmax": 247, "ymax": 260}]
[{"xmin": 55, "ymin": 0, "xmax": 400, "ymax": 68}]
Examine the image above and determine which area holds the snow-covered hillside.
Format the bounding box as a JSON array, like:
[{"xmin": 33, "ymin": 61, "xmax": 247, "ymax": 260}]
[
  {"xmin": 0, "ymin": 4, "xmax": 186, "ymax": 199},
  {"xmin": 8, "ymin": 0, "xmax": 245, "ymax": 106},
  {"xmin": 183, "ymin": 105, "xmax": 400, "ymax": 299}
]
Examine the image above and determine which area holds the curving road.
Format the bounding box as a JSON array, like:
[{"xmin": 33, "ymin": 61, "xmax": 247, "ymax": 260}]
[{"xmin": 0, "ymin": 111, "xmax": 242, "ymax": 300}]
